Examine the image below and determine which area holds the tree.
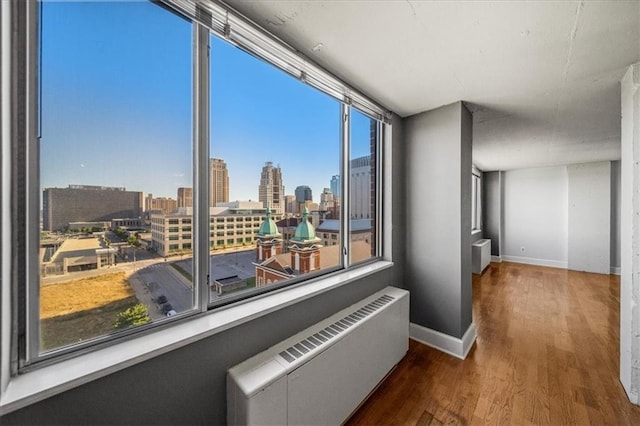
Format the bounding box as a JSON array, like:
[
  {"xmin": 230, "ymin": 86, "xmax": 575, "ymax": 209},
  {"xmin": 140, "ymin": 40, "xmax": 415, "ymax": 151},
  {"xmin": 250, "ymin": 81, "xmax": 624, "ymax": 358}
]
[
  {"xmin": 127, "ymin": 236, "xmax": 139, "ymax": 246},
  {"xmin": 114, "ymin": 304, "xmax": 151, "ymax": 329}
]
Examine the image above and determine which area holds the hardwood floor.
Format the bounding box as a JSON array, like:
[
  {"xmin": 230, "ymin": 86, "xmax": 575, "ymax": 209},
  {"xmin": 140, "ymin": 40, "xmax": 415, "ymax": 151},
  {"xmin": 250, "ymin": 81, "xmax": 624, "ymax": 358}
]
[{"xmin": 347, "ymin": 262, "xmax": 640, "ymax": 425}]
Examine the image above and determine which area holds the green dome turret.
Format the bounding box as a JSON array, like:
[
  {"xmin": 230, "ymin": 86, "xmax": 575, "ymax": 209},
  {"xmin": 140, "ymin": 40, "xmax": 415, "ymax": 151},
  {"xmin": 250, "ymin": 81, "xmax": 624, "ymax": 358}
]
[
  {"xmin": 257, "ymin": 208, "xmax": 281, "ymax": 237},
  {"xmin": 291, "ymin": 207, "xmax": 320, "ymax": 244}
]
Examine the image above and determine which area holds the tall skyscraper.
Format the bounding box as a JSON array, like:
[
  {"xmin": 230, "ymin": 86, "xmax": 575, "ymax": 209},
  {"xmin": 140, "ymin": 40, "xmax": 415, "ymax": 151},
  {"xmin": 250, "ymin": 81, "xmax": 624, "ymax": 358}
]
[
  {"xmin": 177, "ymin": 187, "xmax": 193, "ymax": 208},
  {"xmin": 210, "ymin": 158, "xmax": 230, "ymax": 207},
  {"xmin": 258, "ymin": 162, "xmax": 284, "ymax": 214},
  {"xmin": 295, "ymin": 185, "xmax": 313, "ymax": 204},
  {"xmin": 350, "ymin": 156, "xmax": 371, "ymax": 219},
  {"xmin": 330, "ymin": 175, "xmax": 340, "ymax": 198}
]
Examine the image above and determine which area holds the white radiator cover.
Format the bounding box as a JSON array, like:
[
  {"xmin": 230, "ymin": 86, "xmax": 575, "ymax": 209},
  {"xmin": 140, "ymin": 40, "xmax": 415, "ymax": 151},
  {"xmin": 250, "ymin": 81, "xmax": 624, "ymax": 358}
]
[
  {"xmin": 472, "ymin": 239, "xmax": 491, "ymax": 274},
  {"xmin": 227, "ymin": 286, "xmax": 409, "ymax": 425}
]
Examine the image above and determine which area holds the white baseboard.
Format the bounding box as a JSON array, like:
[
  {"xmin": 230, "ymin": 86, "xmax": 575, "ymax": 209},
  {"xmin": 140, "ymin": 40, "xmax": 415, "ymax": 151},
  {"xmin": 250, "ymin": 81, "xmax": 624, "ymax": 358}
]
[
  {"xmin": 611, "ymin": 266, "xmax": 621, "ymax": 275},
  {"xmin": 491, "ymin": 256, "xmax": 502, "ymax": 263},
  {"xmin": 409, "ymin": 322, "xmax": 477, "ymax": 360},
  {"xmin": 501, "ymin": 255, "xmax": 567, "ymax": 269}
]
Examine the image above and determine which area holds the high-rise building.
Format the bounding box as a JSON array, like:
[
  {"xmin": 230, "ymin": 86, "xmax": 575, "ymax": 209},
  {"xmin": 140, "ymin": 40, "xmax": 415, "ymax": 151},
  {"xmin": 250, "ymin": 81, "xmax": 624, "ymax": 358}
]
[
  {"xmin": 177, "ymin": 187, "xmax": 193, "ymax": 208},
  {"xmin": 295, "ymin": 185, "xmax": 313, "ymax": 204},
  {"xmin": 319, "ymin": 188, "xmax": 335, "ymax": 215},
  {"xmin": 320, "ymin": 188, "xmax": 333, "ymax": 204},
  {"xmin": 350, "ymin": 156, "xmax": 371, "ymax": 219},
  {"xmin": 42, "ymin": 185, "xmax": 144, "ymax": 231},
  {"xmin": 284, "ymin": 195, "xmax": 297, "ymax": 216},
  {"xmin": 258, "ymin": 162, "xmax": 284, "ymax": 214},
  {"xmin": 210, "ymin": 158, "xmax": 230, "ymax": 207},
  {"xmin": 330, "ymin": 175, "xmax": 340, "ymax": 198}
]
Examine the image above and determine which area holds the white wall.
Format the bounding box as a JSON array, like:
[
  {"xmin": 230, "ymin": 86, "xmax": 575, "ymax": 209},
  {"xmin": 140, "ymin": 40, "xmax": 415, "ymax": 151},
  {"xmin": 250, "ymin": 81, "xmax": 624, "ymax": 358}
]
[
  {"xmin": 502, "ymin": 166, "xmax": 568, "ymax": 268},
  {"xmin": 620, "ymin": 63, "xmax": 640, "ymax": 404},
  {"xmin": 567, "ymin": 162, "xmax": 611, "ymax": 274}
]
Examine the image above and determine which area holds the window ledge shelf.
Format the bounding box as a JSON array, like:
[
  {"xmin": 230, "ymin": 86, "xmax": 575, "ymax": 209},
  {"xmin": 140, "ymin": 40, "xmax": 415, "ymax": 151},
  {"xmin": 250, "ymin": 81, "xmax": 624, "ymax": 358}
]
[{"xmin": 0, "ymin": 260, "xmax": 393, "ymax": 415}]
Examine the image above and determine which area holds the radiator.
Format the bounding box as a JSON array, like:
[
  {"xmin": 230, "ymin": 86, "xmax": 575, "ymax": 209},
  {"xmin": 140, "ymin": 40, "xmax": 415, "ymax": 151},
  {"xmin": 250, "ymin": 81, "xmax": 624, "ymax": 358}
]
[
  {"xmin": 227, "ymin": 286, "xmax": 409, "ymax": 425},
  {"xmin": 472, "ymin": 238, "xmax": 492, "ymax": 274}
]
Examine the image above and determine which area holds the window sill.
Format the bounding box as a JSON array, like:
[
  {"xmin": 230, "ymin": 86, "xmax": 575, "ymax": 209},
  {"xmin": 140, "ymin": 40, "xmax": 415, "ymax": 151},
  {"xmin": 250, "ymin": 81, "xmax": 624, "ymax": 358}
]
[{"xmin": 0, "ymin": 260, "xmax": 393, "ymax": 415}]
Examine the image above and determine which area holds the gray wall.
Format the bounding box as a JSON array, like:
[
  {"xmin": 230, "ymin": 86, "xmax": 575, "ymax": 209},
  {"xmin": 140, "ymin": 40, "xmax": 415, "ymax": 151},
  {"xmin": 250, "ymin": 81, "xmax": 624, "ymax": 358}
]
[
  {"xmin": 1, "ymin": 114, "xmax": 407, "ymax": 426},
  {"xmin": 567, "ymin": 162, "xmax": 611, "ymax": 274},
  {"xmin": 482, "ymin": 171, "xmax": 501, "ymax": 257},
  {"xmin": 404, "ymin": 102, "xmax": 472, "ymax": 339}
]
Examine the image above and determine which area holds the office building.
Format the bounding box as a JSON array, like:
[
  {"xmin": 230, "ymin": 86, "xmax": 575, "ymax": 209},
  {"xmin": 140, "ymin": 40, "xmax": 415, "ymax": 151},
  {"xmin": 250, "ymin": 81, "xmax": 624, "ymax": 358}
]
[
  {"xmin": 350, "ymin": 155, "xmax": 371, "ymax": 219},
  {"xmin": 42, "ymin": 185, "xmax": 144, "ymax": 231},
  {"xmin": 150, "ymin": 202, "xmax": 281, "ymax": 257},
  {"xmin": 144, "ymin": 194, "xmax": 177, "ymax": 213},
  {"xmin": 294, "ymin": 185, "xmax": 312, "ymax": 204},
  {"xmin": 284, "ymin": 194, "xmax": 297, "ymax": 216},
  {"xmin": 177, "ymin": 187, "xmax": 193, "ymax": 208},
  {"xmin": 330, "ymin": 175, "xmax": 340, "ymax": 198},
  {"xmin": 210, "ymin": 158, "xmax": 230, "ymax": 207},
  {"xmin": 258, "ymin": 161, "xmax": 284, "ymax": 214}
]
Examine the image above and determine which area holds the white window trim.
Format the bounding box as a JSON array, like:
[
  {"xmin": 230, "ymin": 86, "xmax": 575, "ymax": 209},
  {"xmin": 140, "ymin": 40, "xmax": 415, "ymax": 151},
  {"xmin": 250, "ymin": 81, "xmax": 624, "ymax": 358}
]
[{"xmin": 0, "ymin": 260, "xmax": 392, "ymax": 415}]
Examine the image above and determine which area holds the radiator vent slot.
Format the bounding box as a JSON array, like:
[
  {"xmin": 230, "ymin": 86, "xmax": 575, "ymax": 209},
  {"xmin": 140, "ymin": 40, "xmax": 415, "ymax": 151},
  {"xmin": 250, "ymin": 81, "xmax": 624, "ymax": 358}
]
[
  {"xmin": 228, "ymin": 286, "xmax": 409, "ymax": 425},
  {"xmin": 278, "ymin": 294, "xmax": 395, "ymax": 364}
]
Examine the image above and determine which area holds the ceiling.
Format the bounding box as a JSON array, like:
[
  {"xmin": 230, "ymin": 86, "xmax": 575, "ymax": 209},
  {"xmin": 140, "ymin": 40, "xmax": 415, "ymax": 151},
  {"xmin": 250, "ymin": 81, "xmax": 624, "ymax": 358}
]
[{"xmin": 222, "ymin": 0, "xmax": 640, "ymax": 172}]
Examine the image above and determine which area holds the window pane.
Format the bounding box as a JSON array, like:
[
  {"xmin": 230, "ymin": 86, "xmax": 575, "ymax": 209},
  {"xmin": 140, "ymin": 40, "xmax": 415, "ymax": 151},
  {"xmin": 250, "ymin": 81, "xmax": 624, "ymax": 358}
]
[
  {"xmin": 349, "ymin": 108, "xmax": 378, "ymax": 263},
  {"xmin": 39, "ymin": 1, "xmax": 193, "ymax": 353},
  {"xmin": 472, "ymin": 174, "xmax": 482, "ymax": 231},
  {"xmin": 209, "ymin": 35, "xmax": 340, "ymax": 302}
]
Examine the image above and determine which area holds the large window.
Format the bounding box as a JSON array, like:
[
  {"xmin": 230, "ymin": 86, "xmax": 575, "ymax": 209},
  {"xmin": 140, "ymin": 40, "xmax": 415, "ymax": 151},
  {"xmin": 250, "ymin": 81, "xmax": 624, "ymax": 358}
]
[
  {"xmin": 350, "ymin": 108, "xmax": 379, "ymax": 263},
  {"xmin": 208, "ymin": 34, "xmax": 341, "ymax": 303},
  {"xmin": 37, "ymin": 1, "xmax": 194, "ymax": 357},
  {"xmin": 17, "ymin": 0, "xmax": 387, "ymax": 367}
]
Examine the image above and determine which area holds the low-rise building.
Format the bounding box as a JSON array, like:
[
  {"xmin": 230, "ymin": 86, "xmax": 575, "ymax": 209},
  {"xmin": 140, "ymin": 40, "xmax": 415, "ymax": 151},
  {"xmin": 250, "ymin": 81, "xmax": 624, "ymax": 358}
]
[{"xmin": 150, "ymin": 202, "xmax": 282, "ymax": 257}]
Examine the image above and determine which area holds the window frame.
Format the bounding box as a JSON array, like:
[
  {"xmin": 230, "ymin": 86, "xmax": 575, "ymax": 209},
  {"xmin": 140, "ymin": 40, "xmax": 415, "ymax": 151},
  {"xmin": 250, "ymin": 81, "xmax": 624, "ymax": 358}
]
[
  {"xmin": 472, "ymin": 168, "xmax": 482, "ymax": 233},
  {"xmin": 1, "ymin": 0, "xmax": 392, "ymax": 412}
]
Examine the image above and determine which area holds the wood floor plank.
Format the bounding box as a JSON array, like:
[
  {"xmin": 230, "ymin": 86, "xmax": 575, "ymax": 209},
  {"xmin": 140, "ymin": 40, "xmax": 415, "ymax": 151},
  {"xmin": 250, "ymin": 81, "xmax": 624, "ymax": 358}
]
[{"xmin": 346, "ymin": 262, "xmax": 640, "ymax": 425}]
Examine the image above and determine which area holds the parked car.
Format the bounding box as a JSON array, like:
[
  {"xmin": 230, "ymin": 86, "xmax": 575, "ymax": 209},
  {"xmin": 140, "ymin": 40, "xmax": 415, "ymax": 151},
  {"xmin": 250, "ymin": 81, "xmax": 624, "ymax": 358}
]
[
  {"xmin": 165, "ymin": 310, "xmax": 177, "ymax": 317},
  {"xmin": 161, "ymin": 303, "xmax": 174, "ymax": 314},
  {"xmin": 156, "ymin": 295, "xmax": 168, "ymax": 304}
]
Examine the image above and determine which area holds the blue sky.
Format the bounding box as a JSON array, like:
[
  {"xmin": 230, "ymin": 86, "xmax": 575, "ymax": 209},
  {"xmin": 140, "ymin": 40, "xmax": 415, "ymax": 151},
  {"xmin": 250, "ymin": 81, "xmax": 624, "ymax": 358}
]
[{"xmin": 41, "ymin": 1, "xmax": 373, "ymax": 202}]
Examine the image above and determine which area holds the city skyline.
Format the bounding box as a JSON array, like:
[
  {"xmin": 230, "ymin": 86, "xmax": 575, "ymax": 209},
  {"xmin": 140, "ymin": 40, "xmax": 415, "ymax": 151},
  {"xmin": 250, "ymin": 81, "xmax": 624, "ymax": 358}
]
[
  {"xmin": 42, "ymin": 153, "xmax": 371, "ymax": 210},
  {"xmin": 40, "ymin": 1, "xmax": 373, "ymax": 204}
]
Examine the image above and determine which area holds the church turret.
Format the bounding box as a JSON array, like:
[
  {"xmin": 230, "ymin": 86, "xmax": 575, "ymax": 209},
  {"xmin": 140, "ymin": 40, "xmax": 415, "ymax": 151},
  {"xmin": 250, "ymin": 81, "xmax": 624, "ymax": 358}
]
[
  {"xmin": 255, "ymin": 208, "xmax": 282, "ymax": 262},
  {"xmin": 289, "ymin": 207, "xmax": 322, "ymax": 273}
]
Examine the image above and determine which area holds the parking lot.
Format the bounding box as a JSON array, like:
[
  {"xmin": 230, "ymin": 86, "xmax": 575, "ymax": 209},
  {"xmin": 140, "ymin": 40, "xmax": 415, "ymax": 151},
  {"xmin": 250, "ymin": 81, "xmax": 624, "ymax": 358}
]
[{"xmin": 131, "ymin": 248, "xmax": 258, "ymax": 317}]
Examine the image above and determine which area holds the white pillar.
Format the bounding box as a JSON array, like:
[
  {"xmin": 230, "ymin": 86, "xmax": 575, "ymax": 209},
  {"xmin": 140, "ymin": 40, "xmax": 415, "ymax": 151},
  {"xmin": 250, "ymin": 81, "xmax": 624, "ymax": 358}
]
[{"xmin": 621, "ymin": 63, "xmax": 640, "ymax": 404}]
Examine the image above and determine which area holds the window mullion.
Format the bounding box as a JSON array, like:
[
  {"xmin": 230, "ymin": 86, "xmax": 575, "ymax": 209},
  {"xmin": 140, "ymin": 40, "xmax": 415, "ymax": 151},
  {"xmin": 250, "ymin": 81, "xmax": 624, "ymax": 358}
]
[
  {"xmin": 341, "ymin": 104, "xmax": 350, "ymax": 267},
  {"xmin": 25, "ymin": 0, "xmax": 39, "ymax": 366},
  {"xmin": 376, "ymin": 121, "xmax": 383, "ymax": 257},
  {"xmin": 193, "ymin": 22, "xmax": 210, "ymax": 312}
]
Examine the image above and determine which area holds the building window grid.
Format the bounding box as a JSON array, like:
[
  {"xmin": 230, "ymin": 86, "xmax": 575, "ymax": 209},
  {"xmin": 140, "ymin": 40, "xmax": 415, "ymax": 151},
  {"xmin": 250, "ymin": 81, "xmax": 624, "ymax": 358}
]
[{"xmin": 18, "ymin": 0, "xmax": 387, "ymax": 368}]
